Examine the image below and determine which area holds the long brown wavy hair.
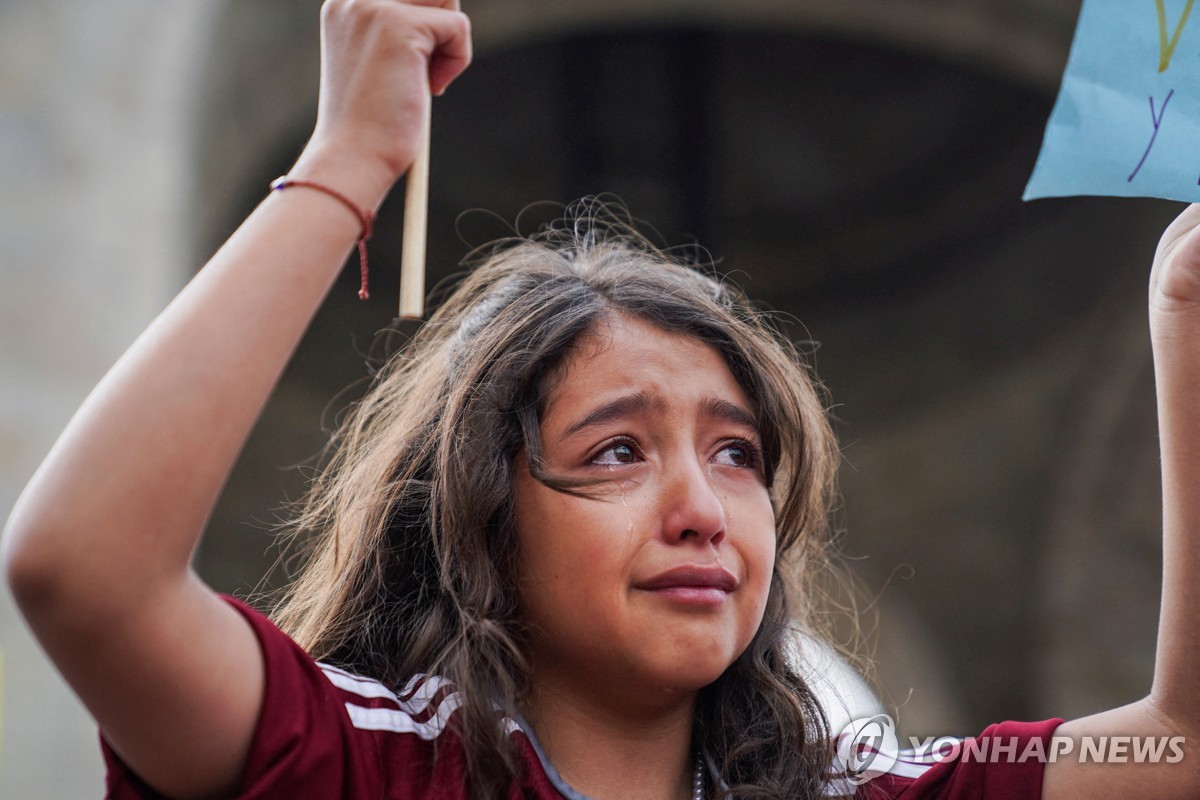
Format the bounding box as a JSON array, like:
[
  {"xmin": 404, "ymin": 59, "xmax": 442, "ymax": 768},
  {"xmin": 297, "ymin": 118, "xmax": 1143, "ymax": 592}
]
[{"xmin": 272, "ymin": 200, "xmax": 841, "ymax": 798}]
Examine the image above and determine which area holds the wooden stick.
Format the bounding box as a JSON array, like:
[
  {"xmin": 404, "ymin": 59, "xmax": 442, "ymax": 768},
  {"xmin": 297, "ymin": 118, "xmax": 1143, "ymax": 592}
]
[{"xmin": 399, "ymin": 108, "xmax": 432, "ymax": 319}]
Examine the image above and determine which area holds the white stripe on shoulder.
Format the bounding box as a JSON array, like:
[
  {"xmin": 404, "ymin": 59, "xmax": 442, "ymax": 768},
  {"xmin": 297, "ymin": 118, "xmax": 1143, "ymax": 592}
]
[
  {"xmin": 344, "ymin": 692, "xmax": 464, "ymax": 740},
  {"xmin": 316, "ymin": 670, "xmax": 519, "ymax": 740},
  {"xmin": 316, "ymin": 667, "xmax": 460, "ymax": 716},
  {"xmin": 823, "ymin": 776, "xmax": 857, "ymax": 797},
  {"xmin": 825, "ymin": 742, "xmax": 941, "ymax": 792},
  {"xmin": 318, "ymin": 663, "xmax": 402, "ymax": 702},
  {"xmin": 317, "ymin": 662, "xmax": 359, "ymax": 680},
  {"xmin": 882, "ymin": 757, "xmax": 936, "ymax": 779},
  {"xmin": 396, "ymin": 674, "xmax": 453, "ymax": 713}
]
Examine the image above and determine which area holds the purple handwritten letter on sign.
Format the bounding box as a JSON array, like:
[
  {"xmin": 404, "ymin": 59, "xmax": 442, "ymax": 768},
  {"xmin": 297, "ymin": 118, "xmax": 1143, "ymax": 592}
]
[{"xmin": 1026, "ymin": 0, "xmax": 1200, "ymax": 202}]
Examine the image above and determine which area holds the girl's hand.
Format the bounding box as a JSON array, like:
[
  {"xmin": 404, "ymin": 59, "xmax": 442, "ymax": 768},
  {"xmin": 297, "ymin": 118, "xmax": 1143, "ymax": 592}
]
[{"xmin": 297, "ymin": 0, "xmax": 472, "ymax": 201}]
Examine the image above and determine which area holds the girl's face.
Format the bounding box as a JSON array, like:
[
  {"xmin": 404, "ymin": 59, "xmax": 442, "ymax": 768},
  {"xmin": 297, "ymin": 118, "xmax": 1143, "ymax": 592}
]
[{"xmin": 513, "ymin": 313, "xmax": 776, "ymax": 707}]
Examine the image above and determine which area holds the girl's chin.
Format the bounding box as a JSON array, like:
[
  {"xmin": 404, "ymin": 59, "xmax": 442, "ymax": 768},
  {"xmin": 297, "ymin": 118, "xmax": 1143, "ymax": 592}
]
[{"xmin": 638, "ymin": 657, "xmax": 738, "ymax": 695}]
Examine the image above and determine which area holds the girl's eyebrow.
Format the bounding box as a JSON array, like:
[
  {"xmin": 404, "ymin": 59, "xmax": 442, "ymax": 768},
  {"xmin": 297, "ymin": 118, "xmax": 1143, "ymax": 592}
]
[
  {"xmin": 559, "ymin": 392, "xmax": 759, "ymax": 439},
  {"xmin": 561, "ymin": 391, "xmax": 660, "ymax": 439},
  {"xmin": 699, "ymin": 397, "xmax": 760, "ymax": 435}
]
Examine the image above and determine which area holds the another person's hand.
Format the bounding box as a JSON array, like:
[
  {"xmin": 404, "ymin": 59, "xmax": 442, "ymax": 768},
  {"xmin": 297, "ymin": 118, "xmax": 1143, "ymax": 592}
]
[{"xmin": 1151, "ymin": 204, "xmax": 1200, "ymax": 320}]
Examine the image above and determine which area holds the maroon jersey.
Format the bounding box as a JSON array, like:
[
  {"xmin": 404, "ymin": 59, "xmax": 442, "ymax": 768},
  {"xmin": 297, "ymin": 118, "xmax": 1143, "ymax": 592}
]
[{"xmin": 102, "ymin": 598, "xmax": 1062, "ymax": 799}]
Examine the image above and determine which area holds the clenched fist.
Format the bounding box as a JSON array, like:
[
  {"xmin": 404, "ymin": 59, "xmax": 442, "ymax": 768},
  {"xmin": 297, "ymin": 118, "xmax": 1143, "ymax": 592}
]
[{"xmin": 293, "ymin": 0, "xmax": 472, "ymax": 208}]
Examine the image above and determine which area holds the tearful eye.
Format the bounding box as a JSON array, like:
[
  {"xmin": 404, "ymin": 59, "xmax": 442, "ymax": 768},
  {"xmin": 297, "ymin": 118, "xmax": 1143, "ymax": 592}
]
[
  {"xmin": 714, "ymin": 441, "xmax": 760, "ymax": 469},
  {"xmin": 592, "ymin": 440, "xmax": 639, "ymax": 466}
]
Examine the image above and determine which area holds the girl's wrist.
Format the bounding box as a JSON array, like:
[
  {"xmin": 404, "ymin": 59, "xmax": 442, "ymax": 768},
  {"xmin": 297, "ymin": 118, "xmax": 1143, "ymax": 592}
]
[{"xmin": 286, "ymin": 140, "xmax": 400, "ymax": 215}]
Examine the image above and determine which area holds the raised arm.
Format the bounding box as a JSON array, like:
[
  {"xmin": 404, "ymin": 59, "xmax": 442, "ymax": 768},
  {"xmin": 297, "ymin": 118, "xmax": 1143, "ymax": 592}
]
[
  {"xmin": 0, "ymin": 2, "xmax": 469, "ymax": 796},
  {"xmin": 1041, "ymin": 205, "xmax": 1200, "ymax": 799}
]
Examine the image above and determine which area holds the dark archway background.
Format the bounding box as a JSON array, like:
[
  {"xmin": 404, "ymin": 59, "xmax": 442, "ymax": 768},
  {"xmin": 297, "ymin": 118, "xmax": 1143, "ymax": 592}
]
[{"xmin": 195, "ymin": 13, "xmax": 1181, "ymax": 736}]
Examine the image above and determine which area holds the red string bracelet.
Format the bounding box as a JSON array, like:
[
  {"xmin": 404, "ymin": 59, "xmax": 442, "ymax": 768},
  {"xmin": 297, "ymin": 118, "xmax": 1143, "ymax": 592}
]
[{"xmin": 270, "ymin": 176, "xmax": 374, "ymax": 300}]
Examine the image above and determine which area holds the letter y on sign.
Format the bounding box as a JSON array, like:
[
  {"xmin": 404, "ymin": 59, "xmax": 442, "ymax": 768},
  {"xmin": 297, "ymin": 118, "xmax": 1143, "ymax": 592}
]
[
  {"xmin": 1129, "ymin": 89, "xmax": 1175, "ymax": 181},
  {"xmin": 1158, "ymin": 0, "xmax": 1196, "ymax": 72}
]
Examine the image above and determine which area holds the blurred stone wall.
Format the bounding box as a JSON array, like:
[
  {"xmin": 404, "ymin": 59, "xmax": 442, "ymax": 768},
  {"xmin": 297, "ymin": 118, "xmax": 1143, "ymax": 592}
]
[
  {"xmin": 0, "ymin": 0, "xmax": 1184, "ymax": 796},
  {"xmin": 0, "ymin": 3, "xmax": 220, "ymax": 796},
  {"xmin": 0, "ymin": 1, "xmax": 220, "ymax": 796}
]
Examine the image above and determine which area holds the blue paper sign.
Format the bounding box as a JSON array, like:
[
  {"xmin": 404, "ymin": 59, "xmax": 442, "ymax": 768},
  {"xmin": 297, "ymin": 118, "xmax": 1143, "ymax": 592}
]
[{"xmin": 1025, "ymin": 0, "xmax": 1200, "ymax": 202}]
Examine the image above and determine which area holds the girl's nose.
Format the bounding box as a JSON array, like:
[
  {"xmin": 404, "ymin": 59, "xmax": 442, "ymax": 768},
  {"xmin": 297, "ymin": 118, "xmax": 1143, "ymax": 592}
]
[{"xmin": 660, "ymin": 458, "xmax": 727, "ymax": 547}]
